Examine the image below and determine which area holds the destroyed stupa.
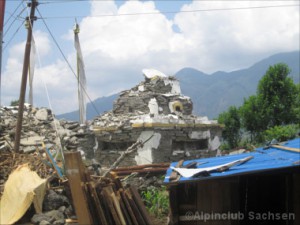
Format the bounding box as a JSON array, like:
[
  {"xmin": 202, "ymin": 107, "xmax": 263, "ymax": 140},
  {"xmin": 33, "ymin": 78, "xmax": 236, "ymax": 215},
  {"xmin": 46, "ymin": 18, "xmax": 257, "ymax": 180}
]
[{"xmin": 92, "ymin": 69, "xmax": 223, "ymax": 166}]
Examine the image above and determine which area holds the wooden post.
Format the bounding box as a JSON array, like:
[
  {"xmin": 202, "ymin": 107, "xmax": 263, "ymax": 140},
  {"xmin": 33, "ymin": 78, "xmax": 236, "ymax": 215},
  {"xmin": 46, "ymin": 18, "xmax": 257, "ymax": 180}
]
[
  {"xmin": 14, "ymin": 0, "xmax": 37, "ymax": 152},
  {"xmin": 64, "ymin": 152, "xmax": 93, "ymax": 225}
]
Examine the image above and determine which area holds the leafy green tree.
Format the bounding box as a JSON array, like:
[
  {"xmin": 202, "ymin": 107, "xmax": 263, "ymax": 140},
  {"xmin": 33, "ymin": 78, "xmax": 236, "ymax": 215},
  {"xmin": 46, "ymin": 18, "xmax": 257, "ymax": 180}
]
[
  {"xmin": 240, "ymin": 95, "xmax": 264, "ymax": 142},
  {"xmin": 293, "ymin": 83, "xmax": 300, "ymax": 124},
  {"xmin": 257, "ymin": 63, "xmax": 298, "ymax": 128},
  {"xmin": 10, "ymin": 99, "xmax": 19, "ymax": 106},
  {"xmin": 219, "ymin": 63, "xmax": 298, "ymax": 145},
  {"xmin": 264, "ymin": 124, "xmax": 299, "ymax": 142},
  {"xmin": 218, "ymin": 106, "xmax": 241, "ymax": 149}
]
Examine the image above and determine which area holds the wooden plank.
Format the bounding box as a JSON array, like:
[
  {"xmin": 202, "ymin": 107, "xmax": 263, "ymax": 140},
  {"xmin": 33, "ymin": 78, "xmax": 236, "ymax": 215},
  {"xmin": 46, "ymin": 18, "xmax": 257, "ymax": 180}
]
[
  {"xmin": 125, "ymin": 189, "xmax": 146, "ymax": 225},
  {"xmin": 113, "ymin": 177, "xmax": 123, "ymax": 190},
  {"xmin": 88, "ymin": 182, "xmax": 108, "ymax": 225},
  {"xmin": 112, "ymin": 162, "xmax": 170, "ymax": 171},
  {"xmin": 112, "ymin": 167, "xmax": 168, "ymax": 177},
  {"xmin": 120, "ymin": 189, "xmax": 139, "ymax": 225},
  {"xmin": 293, "ymin": 173, "xmax": 300, "ymax": 225},
  {"xmin": 100, "ymin": 192, "xmax": 115, "ymax": 225},
  {"xmin": 129, "ymin": 186, "xmax": 152, "ymax": 225},
  {"xmin": 117, "ymin": 190, "xmax": 133, "ymax": 225},
  {"xmin": 168, "ymin": 186, "xmax": 179, "ymax": 225},
  {"xmin": 108, "ymin": 186, "xmax": 127, "ymax": 225},
  {"xmin": 102, "ymin": 186, "xmax": 122, "ymax": 225},
  {"xmin": 64, "ymin": 152, "xmax": 94, "ymax": 225},
  {"xmin": 271, "ymin": 144, "xmax": 300, "ymax": 153}
]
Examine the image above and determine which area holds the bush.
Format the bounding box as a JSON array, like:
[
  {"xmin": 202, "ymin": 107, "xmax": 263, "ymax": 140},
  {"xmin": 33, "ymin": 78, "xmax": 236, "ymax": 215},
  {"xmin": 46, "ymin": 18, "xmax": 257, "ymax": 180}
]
[
  {"xmin": 141, "ymin": 186, "xmax": 169, "ymax": 218},
  {"xmin": 10, "ymin": 99, "xmax": 19, "ymax": 106},
  {"xmin": 264, "ymin": 124, "xmax": 299, "ymax": 142}
]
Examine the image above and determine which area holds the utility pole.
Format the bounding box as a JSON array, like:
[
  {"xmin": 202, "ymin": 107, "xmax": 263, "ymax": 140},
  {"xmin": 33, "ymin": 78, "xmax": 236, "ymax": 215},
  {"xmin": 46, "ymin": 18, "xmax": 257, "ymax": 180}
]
[{"xmin": 14, "ymin": 0, "xmax": 38, "ymax": 152}]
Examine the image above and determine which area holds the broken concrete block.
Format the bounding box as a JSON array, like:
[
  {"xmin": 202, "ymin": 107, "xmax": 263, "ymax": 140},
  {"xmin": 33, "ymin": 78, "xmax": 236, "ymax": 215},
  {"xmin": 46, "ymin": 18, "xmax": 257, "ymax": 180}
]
[
  {"xmin": 20, "ymin": 136, "xmax": 45, "ymax": 146},
  {"xmin": 35, "ymin": 108, "xmax": 49, "ymax": 121}
]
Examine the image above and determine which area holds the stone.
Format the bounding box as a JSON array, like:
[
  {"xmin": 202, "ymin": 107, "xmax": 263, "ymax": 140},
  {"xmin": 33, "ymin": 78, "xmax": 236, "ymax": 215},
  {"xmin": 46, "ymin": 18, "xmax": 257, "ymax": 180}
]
[
  {"xmin": 31, "ymin": 214, "xmax": 53, "ymax": 225},
  {"xmin": 39, "ymin": 220, "xmax": 51, "ymax": 225},
  {"xmin": 20, "ymin": 136, "xmax": 45, "ymax": 146},
  {"xmin": 43, "ymin": 190, "xmax": 70, "ymax": 211},
  {"xmin": 35, "ymin": 108, "xmax": 49, "ymax": 121},
  {"xmin": 23, "ymin": 146, "xmax": 36, "ymax": 153},
  {"xmin": 44, "ymin": 210, "xmax": 65, "ymax": 221}
]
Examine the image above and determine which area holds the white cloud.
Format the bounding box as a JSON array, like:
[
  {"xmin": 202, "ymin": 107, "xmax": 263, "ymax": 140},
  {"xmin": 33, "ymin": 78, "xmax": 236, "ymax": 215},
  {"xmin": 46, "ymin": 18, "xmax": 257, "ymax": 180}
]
[
  {"xmin": 1, "ymin": 0, "xmax": 299, "ymax": 115},
  {"xmin": 174, "ymin": 0, "xmax": 299, "ymax": 71}
]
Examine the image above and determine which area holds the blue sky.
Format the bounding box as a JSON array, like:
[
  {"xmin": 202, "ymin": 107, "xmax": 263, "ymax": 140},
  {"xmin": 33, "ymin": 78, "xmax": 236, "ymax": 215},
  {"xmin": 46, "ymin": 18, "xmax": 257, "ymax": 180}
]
[{"xmin": 1, "ymin": 0, "xmax": 299, "ymax": 115}]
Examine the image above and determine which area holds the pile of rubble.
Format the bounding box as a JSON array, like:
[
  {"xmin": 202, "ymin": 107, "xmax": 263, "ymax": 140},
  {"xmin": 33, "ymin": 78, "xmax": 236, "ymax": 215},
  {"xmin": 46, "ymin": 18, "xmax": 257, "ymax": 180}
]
[
  {"xmin": 91, "ymin": 69, "xmax": 223, "ymax": 166},
  {"xmin": 0, "ymin": 104, "xmax": 96, "ymax": 158},
  {"xmin": 0, "ymin": 152, "xmax": 52, "ymax": 186}
]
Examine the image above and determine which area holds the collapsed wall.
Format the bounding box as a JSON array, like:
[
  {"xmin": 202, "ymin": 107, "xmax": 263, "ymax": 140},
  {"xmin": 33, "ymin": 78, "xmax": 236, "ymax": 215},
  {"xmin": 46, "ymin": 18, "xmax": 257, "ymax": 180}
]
[
  {"xmin": 0, "ymin": 104, "xmax": 95, "ymax": 159},
  {"xmin": 92, "ymin": 69, "xmax": 223, "ymax": 166}
]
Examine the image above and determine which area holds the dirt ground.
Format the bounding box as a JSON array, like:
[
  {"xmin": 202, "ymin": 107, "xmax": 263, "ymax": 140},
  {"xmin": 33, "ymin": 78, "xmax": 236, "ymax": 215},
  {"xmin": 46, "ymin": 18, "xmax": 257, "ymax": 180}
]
[{"xmin": 149, "ymin": 213, "xmax": 169, "ymax": 225}]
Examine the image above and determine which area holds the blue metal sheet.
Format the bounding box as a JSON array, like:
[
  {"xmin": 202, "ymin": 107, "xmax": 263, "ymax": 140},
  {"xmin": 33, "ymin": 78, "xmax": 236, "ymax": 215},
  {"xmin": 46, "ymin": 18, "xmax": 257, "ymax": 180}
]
[{"xmin": 164, "ymin": 138, "xmax": 300, "ymax": 184}]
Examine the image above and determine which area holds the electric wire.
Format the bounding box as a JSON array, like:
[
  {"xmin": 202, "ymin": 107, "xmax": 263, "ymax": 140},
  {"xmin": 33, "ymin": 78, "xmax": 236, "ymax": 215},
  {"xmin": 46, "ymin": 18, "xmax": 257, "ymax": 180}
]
[
  {"xmin": 36, "ymin": 7, "xmax": 101, "ymax": 117},
  {"xmin": 3, "ymin": 6, "xmax": 27, "ymax": 39},
  {"xmin": 4, "ymin": 0, "xmax": 24, "ymax": 27},
  {"xmin": 38, "ymin": 4, "xmax": 299, "ymax": 20},
  {"xmin": 2, "ymin": 20, "xmax": 25, "ymax": 52}
]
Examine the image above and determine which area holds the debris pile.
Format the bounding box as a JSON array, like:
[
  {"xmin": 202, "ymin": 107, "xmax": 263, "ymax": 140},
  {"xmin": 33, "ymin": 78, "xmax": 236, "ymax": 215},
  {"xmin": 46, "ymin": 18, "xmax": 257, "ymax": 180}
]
[
  {"xmin": 0, "ymin": 152, "xmax": 52, "ymax": 187},
  {"xmin": 92, "ymin": 69, "xmax": 223, "ymax": 166},
  {"xmin": 0, "ymin": 149, "xmax": 154, "ymax": 225},
  {"xmin": 0, "ymin": 105, "xmax": 95, "ymax": 158},
  {"xmin": 64, "ymin": 151, "xmax": 153, "ymax": 225}
]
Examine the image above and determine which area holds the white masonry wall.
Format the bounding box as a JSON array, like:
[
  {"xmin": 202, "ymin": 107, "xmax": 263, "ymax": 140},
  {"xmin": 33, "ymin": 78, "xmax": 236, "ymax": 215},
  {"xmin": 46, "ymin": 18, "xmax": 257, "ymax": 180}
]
[{"xmin": 135, "ymin": 131, "xmax": 161, "ymax": 165}]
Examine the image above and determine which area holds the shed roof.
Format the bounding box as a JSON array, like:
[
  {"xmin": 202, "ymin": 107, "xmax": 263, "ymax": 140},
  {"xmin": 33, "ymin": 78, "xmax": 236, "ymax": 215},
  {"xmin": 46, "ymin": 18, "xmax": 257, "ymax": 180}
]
[{"xmin": 164, "ymin": 138, "xmax": 300, "ymax": 184}]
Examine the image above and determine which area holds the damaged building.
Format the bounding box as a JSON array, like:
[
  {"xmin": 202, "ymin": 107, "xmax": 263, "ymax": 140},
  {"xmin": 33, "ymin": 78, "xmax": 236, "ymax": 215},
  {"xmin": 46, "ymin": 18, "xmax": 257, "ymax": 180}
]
[{"xmin": 92, "ymin": 69, "xmax": 223, "ymax": 167}]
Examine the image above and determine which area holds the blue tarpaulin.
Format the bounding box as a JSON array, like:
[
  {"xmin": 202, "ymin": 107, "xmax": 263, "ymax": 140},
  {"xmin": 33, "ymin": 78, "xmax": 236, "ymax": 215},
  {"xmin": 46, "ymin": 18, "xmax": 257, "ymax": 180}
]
[{"xmin": 164, "ymin": 138, "xmax": 300, "ymax": 184}]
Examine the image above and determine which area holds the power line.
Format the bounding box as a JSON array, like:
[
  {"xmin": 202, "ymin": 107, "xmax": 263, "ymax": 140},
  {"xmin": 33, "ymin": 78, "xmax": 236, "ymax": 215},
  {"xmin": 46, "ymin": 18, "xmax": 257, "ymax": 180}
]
[
  {"xmin": 3, "ymin": 20, "xmax": 25, "ymax": 52},
  {"xmin": 3, "ymin": 5, "xmax": 26, "ymax": 38},
  {"xmin": 4, "ymin": 0, "xmax": 25, "ymax": 27},
  {"xmin": 38, "ymin": 4, "xmax": 299, "ymax": 20},
  {"xmin": 36, "ymin": 7, "xmax": 101, "ymax": 117}
]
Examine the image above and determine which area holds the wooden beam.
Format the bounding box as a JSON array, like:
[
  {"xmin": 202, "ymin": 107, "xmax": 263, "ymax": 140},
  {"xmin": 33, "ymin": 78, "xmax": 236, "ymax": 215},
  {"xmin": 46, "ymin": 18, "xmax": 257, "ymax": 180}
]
[
  {"xmin": 125, "ymin": 189, "xmax": 146, "ymax": 225},
  {"xmin": 129, "ymin": 186, "xmax": 152, "ymax": 225},
  {"xmin": 271, "ymin": 145, "xmax": 300, "ymax": 153},
  {"xmin": 64, "ymin": 152, "xmax": 94, "ymax": 225},
  {"xmin": 111, "ymin": 163, "xmax": 170, "ymax": 171},
  {"xmin": 120, "ymin": 189, "xmax": 139, "ymax": 225},
  {"xmin": 168, "ymin": 186, "xmax": 179, "ymax": 225},
  {"xmin": 88, "ymin": 182, "xmax": 108, "ymax": 225},
  {"xmin": 102, "ymin": 186, "xmax": 122, "ymax": 225}
]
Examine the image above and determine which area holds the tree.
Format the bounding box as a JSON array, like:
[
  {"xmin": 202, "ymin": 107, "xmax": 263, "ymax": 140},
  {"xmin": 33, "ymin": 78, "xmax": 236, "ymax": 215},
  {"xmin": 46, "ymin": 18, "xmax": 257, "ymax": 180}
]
[
  {"xmin": 218, "ymin": 106, "xmax": 241, "ymax": 149},
  {"xmin": 219, "ymin": 63, "xmax": 299, "ymax": 145},
  {"xmin": 240, "ymin": 95, "xmax": 264, "ymax": 142},
  {"xmin": 257, "ymin": 63, "xmax": 298, "ymax": 128},
  {"xmin": 10, "ymin": 99, "xmax": 19, "ymax": 106},
  {"xmin": 293, "ymin": 83, "xmax": 300, "ymax": 124}
]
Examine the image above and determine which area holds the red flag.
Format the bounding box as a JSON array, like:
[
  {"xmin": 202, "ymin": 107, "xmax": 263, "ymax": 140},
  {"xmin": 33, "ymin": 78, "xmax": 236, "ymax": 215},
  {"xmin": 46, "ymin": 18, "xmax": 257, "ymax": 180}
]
[{"xmin": 0, "ymin": 0, "xmax": 6, "ymax": 105}]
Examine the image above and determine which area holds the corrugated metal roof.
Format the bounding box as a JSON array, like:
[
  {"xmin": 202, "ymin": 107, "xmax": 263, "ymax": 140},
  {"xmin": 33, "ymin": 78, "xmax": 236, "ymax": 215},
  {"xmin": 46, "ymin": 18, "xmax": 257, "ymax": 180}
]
[{"xmin": 164, "ymin": 138, "xmax": 300, "ymax": 184}]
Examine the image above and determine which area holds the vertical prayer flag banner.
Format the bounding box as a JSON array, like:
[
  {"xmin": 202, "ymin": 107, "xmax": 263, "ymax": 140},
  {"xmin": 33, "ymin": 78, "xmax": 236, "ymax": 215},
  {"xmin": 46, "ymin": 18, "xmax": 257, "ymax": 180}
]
[
  {"xmin": 74, "ymin": 23, "xmax": 87, "ymax": 124},
  {"xmin": 28, "ymin": 37, "xmax": 36, "ymax": 105}
]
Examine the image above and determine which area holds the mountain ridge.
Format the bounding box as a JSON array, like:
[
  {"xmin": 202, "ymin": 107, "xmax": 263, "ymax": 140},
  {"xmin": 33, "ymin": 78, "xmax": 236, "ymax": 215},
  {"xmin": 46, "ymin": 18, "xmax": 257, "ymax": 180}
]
[{"xmin": 57, "ymin": 51, "xmax": 300, "ymax": 121}]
